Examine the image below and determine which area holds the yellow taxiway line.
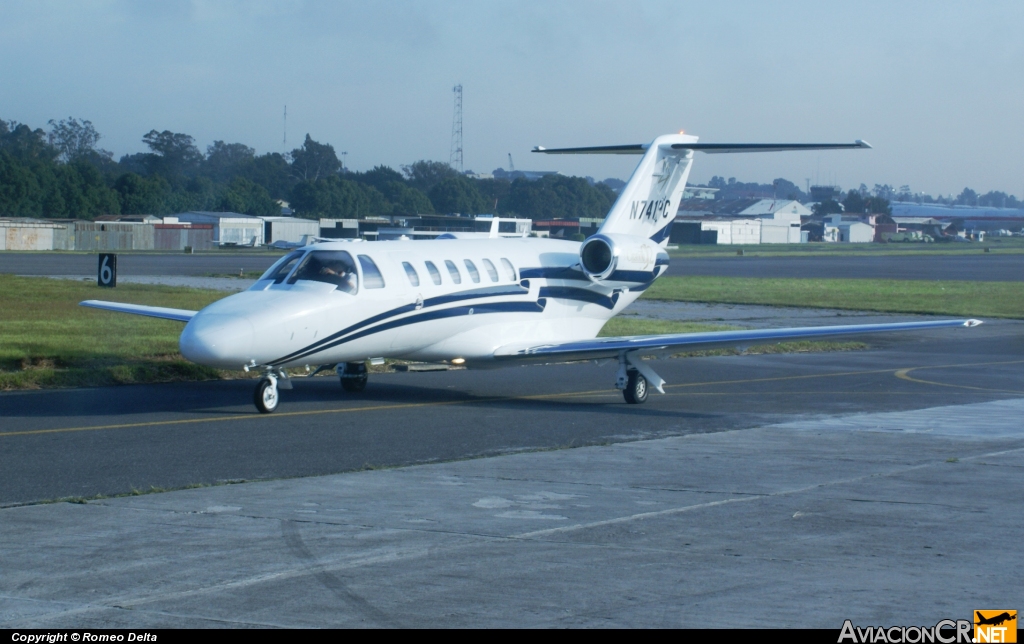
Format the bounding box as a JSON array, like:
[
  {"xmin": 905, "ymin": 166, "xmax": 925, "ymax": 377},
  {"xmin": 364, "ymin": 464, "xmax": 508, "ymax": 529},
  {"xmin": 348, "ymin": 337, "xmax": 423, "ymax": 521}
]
[{"xmin": 2, "ymin": 359, "xmax": 1022, "ymax": 439}]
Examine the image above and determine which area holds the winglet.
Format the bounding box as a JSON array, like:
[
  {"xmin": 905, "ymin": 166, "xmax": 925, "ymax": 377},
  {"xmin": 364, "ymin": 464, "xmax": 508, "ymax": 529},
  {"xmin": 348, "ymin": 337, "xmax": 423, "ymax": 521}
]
[{"xmin": 964, "ymin": 319, "xmax": 983, "ymax": 327}]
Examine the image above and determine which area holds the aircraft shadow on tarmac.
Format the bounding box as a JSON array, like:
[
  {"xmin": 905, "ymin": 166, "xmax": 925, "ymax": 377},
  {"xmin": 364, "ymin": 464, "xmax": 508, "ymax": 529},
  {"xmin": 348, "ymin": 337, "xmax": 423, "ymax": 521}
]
[{"xmin": 0, "ymin": 377, "xmax": 713, "ymax": 421}]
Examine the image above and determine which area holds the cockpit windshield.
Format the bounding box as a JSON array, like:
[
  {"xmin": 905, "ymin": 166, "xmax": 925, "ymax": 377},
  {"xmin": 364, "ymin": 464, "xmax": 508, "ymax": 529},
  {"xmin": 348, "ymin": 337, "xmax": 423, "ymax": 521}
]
[
  {"xmin": 259, "ymin": 251, "xmax": 304, "ymax": 284},
  {"xmin": 287, "ymin": 250, "xmax": 359, "ymax": 294}
]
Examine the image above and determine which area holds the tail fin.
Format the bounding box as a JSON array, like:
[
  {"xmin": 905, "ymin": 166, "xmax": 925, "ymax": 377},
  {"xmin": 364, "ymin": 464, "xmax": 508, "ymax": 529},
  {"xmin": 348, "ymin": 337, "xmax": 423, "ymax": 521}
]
[
  {"xmin": 534, "ymin": 133, "xmax": 696, "ymax": 247},
  {"xmin": 533, "ymin": 134, "xmax": 870, "ymax": 248}
]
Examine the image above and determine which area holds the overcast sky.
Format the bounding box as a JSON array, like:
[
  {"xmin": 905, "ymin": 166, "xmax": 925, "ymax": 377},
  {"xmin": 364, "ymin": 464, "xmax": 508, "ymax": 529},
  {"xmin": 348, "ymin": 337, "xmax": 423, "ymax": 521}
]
[{"xmin": 2, "ymin": 0, "xmax": 1021, "ymax": 197}]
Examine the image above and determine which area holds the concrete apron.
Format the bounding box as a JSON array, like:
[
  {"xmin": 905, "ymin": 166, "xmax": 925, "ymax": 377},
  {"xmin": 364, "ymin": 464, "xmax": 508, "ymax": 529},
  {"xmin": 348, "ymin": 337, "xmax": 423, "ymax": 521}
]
[{"xmin": 2, "ymin": 398, "xmax": 1022, "ymax": 628}]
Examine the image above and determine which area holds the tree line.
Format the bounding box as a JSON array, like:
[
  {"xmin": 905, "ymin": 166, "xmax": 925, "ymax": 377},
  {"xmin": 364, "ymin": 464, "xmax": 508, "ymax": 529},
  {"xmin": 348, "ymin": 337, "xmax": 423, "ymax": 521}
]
[{"xmin": 0, "ymin": 117, "xmax": 618, "ymax": 220}]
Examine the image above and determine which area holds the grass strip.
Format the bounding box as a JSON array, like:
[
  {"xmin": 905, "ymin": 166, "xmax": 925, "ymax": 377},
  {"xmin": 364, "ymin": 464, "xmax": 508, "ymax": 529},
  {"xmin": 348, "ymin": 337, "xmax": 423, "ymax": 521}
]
[
  {"xmin": 642, "ymin": 276, "xmax": 1024, "ymax": 319},
  {"xmin": 0, "ymin": 275, "xmax": 229, "ymax": 390},
  {"xmin": 1, "ymin": 275, "xmax": 869, "ymax": 391},
  {"xmin": 666, "ymin": 237, "xmax": 1024, "ymax": 258}
]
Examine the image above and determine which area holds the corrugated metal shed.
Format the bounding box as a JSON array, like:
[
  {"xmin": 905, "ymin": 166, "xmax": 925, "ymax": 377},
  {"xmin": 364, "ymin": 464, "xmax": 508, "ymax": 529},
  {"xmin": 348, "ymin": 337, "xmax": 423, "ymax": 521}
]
[
  {"xmin": 175, "ymin": 212, "xmax": 264, "ymax": 245},
  {"xmin": 0, "ymin": 218, "xmax": 70, "ymax": 251},
  {"xmin": 154, "ymin": 224, "xmax": 215, "ymax": 250},
  {"xmin": 261, "ymin": 217, "xmax": 319, "ymax": 244}
]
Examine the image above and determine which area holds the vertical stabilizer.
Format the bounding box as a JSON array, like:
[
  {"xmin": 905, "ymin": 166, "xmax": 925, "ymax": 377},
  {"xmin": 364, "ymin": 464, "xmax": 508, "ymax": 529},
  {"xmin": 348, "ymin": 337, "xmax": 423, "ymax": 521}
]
[{"xmin": 598, "ymin": 134, "xmax": 696, "ymax": 246}]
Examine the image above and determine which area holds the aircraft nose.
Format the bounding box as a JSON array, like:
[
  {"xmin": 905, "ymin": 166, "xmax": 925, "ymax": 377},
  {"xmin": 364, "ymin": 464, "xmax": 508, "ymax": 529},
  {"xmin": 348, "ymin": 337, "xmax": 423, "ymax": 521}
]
[{"xmin": 180, "ymin": 313, "xmax": 255, "ymax": 368}]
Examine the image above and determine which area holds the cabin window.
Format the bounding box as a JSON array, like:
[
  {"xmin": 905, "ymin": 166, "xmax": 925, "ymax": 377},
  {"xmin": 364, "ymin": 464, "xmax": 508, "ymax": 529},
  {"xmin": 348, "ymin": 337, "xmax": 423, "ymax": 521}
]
[
  {"xmin": 261, "ymin": 250, "xmax": 304, "ymax": 284},
  {"xmin": 402, "ymin": 261, "xmax": 420, "ymax": 287},
  {"xmin": 288, "ymin": 250, "xmax": 358, "ymax": 294},
  {"xmin": 481, "ymin": 258, "xmax": 499, "ymax": 283},
  {"xmin": 425, "ymin": 260, "xmax": 442, "ymax": 285},
  {"xmin": 444, "ymin": 260, "xmax": 462, "ymax": 284},
  {"xmin": 500, "ymin": 258, "xmax": 517, "ymax": 281},
  {"xmin": 464, "ymin": 259, "xmax": 481, "ymax": 283},
  {"xmin": 358, "ymin": 255, "xmax": 386, "ymax": 289}
]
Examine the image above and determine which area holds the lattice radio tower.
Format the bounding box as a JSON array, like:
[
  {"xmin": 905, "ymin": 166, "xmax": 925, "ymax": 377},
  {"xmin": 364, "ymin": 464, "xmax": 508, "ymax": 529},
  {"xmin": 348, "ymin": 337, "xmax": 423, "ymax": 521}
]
[{"xmin": 449, "ymin": 84, "xmax": 463, "ymax": 173}]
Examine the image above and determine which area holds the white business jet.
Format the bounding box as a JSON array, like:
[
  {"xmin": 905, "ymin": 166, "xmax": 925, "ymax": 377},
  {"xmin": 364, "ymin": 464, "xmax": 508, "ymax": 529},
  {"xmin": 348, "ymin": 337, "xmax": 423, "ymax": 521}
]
[{"xmin": 81, "ymin": 133, "xmax": 981, "ymax": 413}]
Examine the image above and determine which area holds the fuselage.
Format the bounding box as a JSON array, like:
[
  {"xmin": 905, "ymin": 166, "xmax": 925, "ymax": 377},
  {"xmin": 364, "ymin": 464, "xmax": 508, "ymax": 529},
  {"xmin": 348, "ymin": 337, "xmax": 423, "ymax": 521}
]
[{"xmin": 178, "ymin": 237, "xmax": 661, "ymax": 371}]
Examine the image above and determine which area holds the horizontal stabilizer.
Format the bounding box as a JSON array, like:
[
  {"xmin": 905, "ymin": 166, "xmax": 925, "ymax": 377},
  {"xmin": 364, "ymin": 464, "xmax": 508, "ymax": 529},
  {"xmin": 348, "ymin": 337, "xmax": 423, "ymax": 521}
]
[
  {"xmin": 533, "ymin": 141, "xmax": 870, "ymax": 155},
  {"xmin": 80, "ymin": 300, "xmax": 197, "ymax": 322},
  {"xmin": 494, "ymin": 319, "xmax": 981, "ymax": 363}
]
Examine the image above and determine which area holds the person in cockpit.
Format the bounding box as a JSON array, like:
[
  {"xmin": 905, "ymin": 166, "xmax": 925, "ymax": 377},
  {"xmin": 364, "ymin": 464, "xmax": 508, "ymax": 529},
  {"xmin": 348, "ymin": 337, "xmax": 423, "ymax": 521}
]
[{"xmin": 319, "ymin": 259, "xmax": 357, "ymax": 294}]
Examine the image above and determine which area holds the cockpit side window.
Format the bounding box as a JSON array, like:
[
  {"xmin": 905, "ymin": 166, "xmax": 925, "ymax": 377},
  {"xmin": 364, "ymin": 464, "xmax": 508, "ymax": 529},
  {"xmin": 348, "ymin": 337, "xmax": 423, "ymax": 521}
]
[
  {"xmin": 481, "ymin": 258, "xmax": 499, "ymax": 282},
  {"xmin": 260, "ymin": 251, "xmax": 304, "ymax": 284},
  {"xmin": 402, "ymin": 261, "xmax": 420, "ymax": 287},
  {"xmin": 444, "ymin": 260, "xmax": 462, "ymax": 284},
  {"xmin": 464, "ymin": 259, "xmax": 481, "ymax": 283},
  {"xmin": 425, "ymin": 261, "xmax": 442, "ymax": 285},
  {"xmin": 288, "ymin": 250, "xmax": 359, "ymax": 294},
  {"xmin": 358, "ymin": 255, "xmax": 386, "ymax": 289}
]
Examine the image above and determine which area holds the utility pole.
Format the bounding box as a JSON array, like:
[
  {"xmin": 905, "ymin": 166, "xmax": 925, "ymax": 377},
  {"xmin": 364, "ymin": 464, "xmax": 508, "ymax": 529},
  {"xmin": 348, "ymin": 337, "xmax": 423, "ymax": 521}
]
[
  {"xmin": 508, "ymin": 153, "xmax": 515, "ymax": 173},
  {"xmin": 283, "ymin": 105, "xmax": 287, "ymax": 151},
  {"xmin": 450, "ymin": 84, "xmax": 463, "ymax": 173}
]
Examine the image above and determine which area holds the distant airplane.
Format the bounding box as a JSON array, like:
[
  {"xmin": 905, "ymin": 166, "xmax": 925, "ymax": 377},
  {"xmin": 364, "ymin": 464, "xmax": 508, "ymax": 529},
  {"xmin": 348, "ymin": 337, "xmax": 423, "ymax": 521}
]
[
  {"xmin": 81, "ymin": 133, "xmax": 981, "ymax": 413},
  {"xmin": 267, "ymin": 235, "xmax": 332, "ymax": 250},
  {"xmin": 211, "ymin": 235, "xmax": 260, "ymax": 248}
]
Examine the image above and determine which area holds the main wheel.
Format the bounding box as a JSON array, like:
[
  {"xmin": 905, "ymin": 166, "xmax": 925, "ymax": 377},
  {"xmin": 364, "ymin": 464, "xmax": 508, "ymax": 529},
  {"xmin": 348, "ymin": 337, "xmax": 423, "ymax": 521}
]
[
  {"xmin": 623, "ymin": 369, "xmax": 648, "ymax": 404},
  {"xmin": 340, "ymin": 362, "xmax": 368, "ymax": 393},
  {"xmin": 254, "ymin": 378, "xmax": 279, "ymax": 413}
]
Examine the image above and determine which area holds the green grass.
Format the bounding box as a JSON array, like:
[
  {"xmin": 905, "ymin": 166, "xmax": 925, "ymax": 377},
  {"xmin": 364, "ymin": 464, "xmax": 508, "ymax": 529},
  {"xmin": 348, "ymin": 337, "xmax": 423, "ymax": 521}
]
[
  {"xmin": 643, "ymin": 276, "xmax": 1024, "ymax": 319},
  {"xmin": 599, "ymin": 316, "xmax": 867, "ymax": 356},
  {"xmin": 0, "ymin": 275, "xmax": 906, "ymax": 391},
  {"xmin": 0, "ymin": 275, "xmax": 230, "ymax": 390},
  {"xmin": 667, "ymin": 236, "xmax": 1024, "ymax": 258}
]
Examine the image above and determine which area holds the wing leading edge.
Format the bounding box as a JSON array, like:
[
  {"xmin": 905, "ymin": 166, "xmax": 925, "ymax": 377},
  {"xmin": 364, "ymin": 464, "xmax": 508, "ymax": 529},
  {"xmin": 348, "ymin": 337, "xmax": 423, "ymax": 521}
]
[
  {"xmin": 80, "ymin": 300, "xmax": 197, "ymax": 323},
  {"xmin": 494, "ymin": 319, "xmax": 982, "ymax": 364}
]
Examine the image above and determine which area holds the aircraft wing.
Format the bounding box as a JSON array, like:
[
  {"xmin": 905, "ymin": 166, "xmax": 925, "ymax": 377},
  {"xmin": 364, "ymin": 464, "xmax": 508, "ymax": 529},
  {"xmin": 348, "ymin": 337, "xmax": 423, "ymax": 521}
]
[
  {"xmin": 493, "ymin": 319, "xmax": 981, "ymax": 364},
  {"xmin": 80, "ymin": 300, "xmax": 197, "ymax": 323}
]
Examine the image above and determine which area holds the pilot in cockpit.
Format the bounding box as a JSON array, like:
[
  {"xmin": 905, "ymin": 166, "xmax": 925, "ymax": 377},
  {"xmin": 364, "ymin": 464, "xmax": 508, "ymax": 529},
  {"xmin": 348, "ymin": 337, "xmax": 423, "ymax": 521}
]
[{"xmin": 320, "ymin": 260, "xmax": 357, "ymax": 294}]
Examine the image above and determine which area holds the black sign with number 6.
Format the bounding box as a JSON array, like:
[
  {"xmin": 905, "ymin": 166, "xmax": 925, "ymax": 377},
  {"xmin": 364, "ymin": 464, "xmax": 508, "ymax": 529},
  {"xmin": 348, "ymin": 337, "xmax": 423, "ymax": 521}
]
[{"xmin": 98, "ymin": 253, "xmax": 117, "ymax": 287}]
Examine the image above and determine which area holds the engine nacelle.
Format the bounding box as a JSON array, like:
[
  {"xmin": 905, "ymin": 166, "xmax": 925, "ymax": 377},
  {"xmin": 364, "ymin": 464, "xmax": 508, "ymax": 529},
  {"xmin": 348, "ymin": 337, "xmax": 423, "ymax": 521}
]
[{"xmin": 579, "ymin": 233, "xmax": 669, "ymax": 288}]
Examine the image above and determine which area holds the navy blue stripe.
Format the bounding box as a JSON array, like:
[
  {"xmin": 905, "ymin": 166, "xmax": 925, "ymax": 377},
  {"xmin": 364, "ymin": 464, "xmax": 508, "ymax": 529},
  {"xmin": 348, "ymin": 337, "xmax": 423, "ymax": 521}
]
[
  {"xmin": 273, "ymin": 300, "xmax": 546, "ymax": 365},
  {"xmin": 270, "ymin": 285, "xmax": 529, "ymax": 365},
  {"xmin": 424, "ymin": 284, "xmax": 527, "ymax": 308},
  {"xmin": 655, "ymin": 256, "xmax": 670, "ymax": 266},
  {"xmin": 271, "ymin": 301, "xmax": 418, "ymax": 365},
  {"xmin": 608, "ymin": 270, "xmax": 656, "ymax": 283},
  {"xmin": 538, "ymin": 286, "xmax": 619, "ymax": 310},
  {"xmin": 649, "ymin": 220, "xmax": 674, "ymax": 243},
  {"xmin": 519, "ymin": 266, "xmax": 590, "ymax": 282}
]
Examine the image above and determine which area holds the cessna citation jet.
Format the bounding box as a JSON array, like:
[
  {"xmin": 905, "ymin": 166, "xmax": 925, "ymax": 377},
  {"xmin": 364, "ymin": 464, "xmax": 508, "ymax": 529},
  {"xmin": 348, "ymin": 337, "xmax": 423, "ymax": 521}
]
[{"xmin": 81, "ymin": 133, "xmax": 981, "ymax": 413}]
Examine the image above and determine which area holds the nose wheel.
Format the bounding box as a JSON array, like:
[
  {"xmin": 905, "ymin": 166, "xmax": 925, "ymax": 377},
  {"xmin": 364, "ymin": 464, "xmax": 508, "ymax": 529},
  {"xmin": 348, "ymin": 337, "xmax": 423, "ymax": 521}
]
[{"xmin": 254, "ymin": 376, "xmax": 279, "ymax": 413}]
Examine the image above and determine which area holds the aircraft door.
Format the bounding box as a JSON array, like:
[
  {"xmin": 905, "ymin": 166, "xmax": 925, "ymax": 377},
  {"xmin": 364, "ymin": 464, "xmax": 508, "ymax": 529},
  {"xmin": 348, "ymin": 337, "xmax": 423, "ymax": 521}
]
[{"xmin": 386, "ymin": 252, "xmax": 430, "ymax": 353}]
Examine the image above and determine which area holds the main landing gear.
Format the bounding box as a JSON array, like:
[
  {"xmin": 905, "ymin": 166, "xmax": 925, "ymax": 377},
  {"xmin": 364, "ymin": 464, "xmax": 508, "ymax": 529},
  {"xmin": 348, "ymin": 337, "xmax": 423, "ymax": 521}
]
[
  {"xmin": 614, "ymin": 352, "xmax": 665, "ymax": 405},
  {"xmin": 623, "ymin": 369, "xmax": 648, "ymax": 404},
  {"xmin": 338, "ymin": 362, "xmax": 368, "ymax": 392}
]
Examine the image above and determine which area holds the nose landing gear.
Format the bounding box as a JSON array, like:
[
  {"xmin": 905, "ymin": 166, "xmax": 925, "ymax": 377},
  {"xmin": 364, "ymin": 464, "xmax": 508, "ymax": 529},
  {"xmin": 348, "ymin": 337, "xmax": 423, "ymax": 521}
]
[{"xmin": 254, "ymin": 374, "xmax": 279, "ymax": 414}]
